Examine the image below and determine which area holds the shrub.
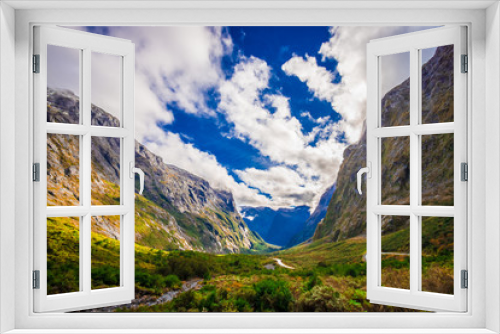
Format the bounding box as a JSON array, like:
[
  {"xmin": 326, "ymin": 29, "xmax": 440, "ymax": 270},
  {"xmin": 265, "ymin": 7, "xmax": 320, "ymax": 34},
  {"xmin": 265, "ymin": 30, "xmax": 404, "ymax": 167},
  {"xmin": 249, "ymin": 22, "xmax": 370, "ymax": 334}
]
[
  {"xmin": 91, "ymin": 266, "xmax": 120, "ymax": 288},
  {"xmin": 304, "ymin": 273, "xmax": 322, "ymax": 291},
  {"xmin": 317, "ymin": 261, "xmax": 328, "ymax": 268},
  {"xmin": 235, "ymin": 297, "xmax": 252, "ymax": 312},
  {"xmin": 253, "ymin": 279, "xmax": 293, "ymax": 312},
  {"xmin": 295, "ymin": 286, "xmax": 346, "ymax": 312},
  {"xmin": 164, "ymin": 274, "xmax": 181, "ymax": 289},
  {"xmin": 172, "ymin": 290, "xmax": 201, "ymax": 312}
]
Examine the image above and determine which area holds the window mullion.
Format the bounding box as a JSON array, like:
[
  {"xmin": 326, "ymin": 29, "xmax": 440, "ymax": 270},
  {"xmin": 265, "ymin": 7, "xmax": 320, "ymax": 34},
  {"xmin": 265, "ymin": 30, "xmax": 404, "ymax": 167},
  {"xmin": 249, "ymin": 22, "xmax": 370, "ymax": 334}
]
[
  {"xmin": 409, "ymin": 47, "xmax": 420, "ymax": 294},
  {"xmin": 81, "ymin": 48, "xmax": 92, "ymax": 294}
]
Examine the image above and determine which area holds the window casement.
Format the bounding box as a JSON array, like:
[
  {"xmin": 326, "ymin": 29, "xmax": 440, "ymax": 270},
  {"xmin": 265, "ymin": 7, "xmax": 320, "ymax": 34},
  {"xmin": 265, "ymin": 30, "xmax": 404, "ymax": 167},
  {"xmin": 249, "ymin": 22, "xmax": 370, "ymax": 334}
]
[
  {"xmin": 32, "ymin": 26, "xmax": 141, "ymax": 312},
  {"xmin": 361, "ymin": 26, "xmax": 467, "ymax": 312}
]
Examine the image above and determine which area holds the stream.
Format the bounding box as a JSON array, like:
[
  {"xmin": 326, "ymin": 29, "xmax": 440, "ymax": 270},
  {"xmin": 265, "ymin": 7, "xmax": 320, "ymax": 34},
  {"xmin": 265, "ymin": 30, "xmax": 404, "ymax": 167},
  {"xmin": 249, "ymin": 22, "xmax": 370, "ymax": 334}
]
[
  {"xmin": 147, "ymin": 278, "xmax": 203, "ymax": 306},
  {"xmin": 77, "ymin": 278, "xmax": 203, "ymax": 312}
]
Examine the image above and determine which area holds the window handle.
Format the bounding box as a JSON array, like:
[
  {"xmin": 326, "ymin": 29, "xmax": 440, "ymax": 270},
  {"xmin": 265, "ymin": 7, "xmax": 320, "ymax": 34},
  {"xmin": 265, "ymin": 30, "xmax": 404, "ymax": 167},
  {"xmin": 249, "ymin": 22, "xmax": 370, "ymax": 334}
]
[
  {"xmin": 130, "ymin": 162, "xmax": 145, "ymax": 195},
  {"xmin": 357, "ymin": 162, "xmax": 372, "ymax": 195}
]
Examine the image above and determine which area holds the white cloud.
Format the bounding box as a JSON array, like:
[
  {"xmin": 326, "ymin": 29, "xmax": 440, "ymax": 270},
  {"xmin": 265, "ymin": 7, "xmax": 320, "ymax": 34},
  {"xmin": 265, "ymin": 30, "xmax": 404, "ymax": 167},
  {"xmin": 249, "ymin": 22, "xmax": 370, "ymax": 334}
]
[
  {"xmin": 313, "ymin": 26, "xmax": 435, "ymax": 143},
  {"xmin": 236, "ymin": 167, "xmax": 319, "ymax": 208},
  {"xmin": 102, "ymin": 26, "xmax": 232, "ymax": 143},
  {"xmin": 144, "ymin": 132, "xmax": 273, "ymax": 208},
  {"xmin": 52, "ymin": 26, "xmax": 434, "ymax": 212},
  {"xmin": 282, "ymin": 56, "xmax": 338, "ymax": 104},
  {"xmin": 218, "ymin": 56, "xmax": 346, "ymax": 209}
]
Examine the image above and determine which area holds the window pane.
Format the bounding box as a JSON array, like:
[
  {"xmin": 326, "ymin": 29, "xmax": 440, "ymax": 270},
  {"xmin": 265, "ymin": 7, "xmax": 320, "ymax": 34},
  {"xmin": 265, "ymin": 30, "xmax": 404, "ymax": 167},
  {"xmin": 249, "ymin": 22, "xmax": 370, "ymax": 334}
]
[
  {"xmin": 92, "ymin": 52, "xmax": 122, "ymax": 127},
  {"xmin": 91, "ymin": 137, "xmax": 121, "ymax": 205},
  {"xmin": 47, "ymin": 217, "xmax": 80, "ymax": 295},
  {"xmin": 47, "ymin": 45, "xmax": 80, "ymax": 124},
  {"xmin": 380, "ymin": 52, "xmax": 410, "ymax": 127},
  {"xmin": 421, "ymin": 45, "xmax": 454, "ymax": 124},
  {"xmin": 421, "ymin": 217, "xmax": 454, "ymax": 294},
  {"xmin": 91, "ymin": 215, "xmax": 121, "ymax": 290},
  {"xmin": 422, "ymin": 133, "xmax": 454, "ymax": 206},
  {"xmin": 381, "ymin": 215, "xmax": 410, "ymax": 290},
  {"xmin": 381, "ymin": 137, "xmax": 410, "ymax": 205},
  {"xmin": 47, "ymin": 134, "xmax": 80, "ymax": 206}
]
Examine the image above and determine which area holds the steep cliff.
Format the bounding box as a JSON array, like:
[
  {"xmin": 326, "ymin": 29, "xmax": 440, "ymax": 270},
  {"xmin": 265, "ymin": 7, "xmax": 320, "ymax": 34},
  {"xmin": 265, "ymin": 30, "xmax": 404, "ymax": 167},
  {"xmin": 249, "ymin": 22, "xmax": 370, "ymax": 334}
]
[{"xmin": 313, "ymin": 45, "xmax": 455, "ymax": 242}]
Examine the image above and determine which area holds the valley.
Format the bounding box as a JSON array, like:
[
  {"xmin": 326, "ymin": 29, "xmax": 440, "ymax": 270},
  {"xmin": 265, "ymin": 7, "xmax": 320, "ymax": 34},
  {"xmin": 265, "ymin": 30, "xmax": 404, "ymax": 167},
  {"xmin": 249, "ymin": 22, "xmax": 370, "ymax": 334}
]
[{"xmin": 47, "ymin": 44, "xmax": 455, "ymax": 312}]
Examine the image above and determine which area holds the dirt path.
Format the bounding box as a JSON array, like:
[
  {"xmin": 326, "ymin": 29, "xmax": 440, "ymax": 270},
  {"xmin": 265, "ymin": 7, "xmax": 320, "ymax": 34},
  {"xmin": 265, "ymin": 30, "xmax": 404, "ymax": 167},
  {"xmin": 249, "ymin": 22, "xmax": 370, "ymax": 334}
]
[{"xmin": 273, "ymin": 258, "xmax": 295, "ymax": 270}]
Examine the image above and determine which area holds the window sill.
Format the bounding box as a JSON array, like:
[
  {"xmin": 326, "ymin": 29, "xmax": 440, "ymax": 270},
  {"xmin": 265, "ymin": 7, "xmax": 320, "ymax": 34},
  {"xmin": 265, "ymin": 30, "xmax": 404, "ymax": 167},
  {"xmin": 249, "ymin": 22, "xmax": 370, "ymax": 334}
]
[{"xmin": 4, "ymin": 329, "xmax": 498, "ymax": 334}]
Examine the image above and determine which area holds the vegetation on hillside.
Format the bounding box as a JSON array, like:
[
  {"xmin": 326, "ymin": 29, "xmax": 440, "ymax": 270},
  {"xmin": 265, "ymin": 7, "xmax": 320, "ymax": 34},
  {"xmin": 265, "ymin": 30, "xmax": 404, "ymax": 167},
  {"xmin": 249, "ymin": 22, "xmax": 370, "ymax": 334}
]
[{"xmin": 46, "ymin": 45, "xmax": 456, "ymax": 313}]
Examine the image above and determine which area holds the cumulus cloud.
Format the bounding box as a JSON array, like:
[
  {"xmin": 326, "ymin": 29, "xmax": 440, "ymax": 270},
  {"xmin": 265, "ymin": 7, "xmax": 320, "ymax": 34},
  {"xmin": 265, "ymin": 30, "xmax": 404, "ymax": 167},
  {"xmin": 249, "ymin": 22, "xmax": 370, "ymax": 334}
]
[
  {"xmin": 282, "ymin": 52, "xmax": 365, "ymax": 144},
  {"xmin": 103, "ymin": 27, "xmax": 277, "ymax": 208},
  {"xmin": 60, "ymin": 27, "xmax": 272, "ymax": 208},
  {"xmin": 54, "ymin": 26, "xmax": 434, "ymax": 211},
  {"xmin": 282, "ymin": 56, "xmax": 338, "ymax": 105},
  {"xmin": 101, "ymin": 26, "xmax": 232, "ymax": 143},
  {"xmin": 313, "ymin": 26, "xmax": 434, "ymax": 143},
  {"xmin": 144, "ymin": 132, "xmax": 273, "ymax": 208},
  {"xmin": 219, "ymin": 56, "xmax": 346, "ymax": 209}
]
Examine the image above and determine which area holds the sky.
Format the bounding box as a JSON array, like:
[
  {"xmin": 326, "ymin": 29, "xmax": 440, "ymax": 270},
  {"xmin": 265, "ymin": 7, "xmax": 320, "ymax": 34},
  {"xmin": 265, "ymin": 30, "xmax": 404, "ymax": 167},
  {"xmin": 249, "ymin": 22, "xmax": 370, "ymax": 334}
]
[{"xmin": 48, "ymin": 26, "xmax": 436, "ymax": 211}]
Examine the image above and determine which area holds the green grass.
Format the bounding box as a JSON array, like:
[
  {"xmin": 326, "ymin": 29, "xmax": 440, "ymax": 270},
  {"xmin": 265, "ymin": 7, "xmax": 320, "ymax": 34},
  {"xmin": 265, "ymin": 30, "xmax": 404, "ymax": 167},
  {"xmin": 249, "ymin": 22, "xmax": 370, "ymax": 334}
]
[{"xmin": 49, "ymin": 218, "xmax": 453, "ymax": 312}]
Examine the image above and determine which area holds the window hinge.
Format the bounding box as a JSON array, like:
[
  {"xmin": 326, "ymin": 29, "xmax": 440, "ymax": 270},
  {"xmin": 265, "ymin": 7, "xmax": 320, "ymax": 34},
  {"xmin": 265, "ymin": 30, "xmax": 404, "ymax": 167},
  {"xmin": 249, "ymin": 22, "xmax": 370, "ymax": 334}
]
[
  {"xmin": 461, "ymin": 54, "xmax": 468, "ymax": 73},
  {"xmin": 33, "ymin": 54, "xmax": 40, "ymax": 73},
  {"xmin": 461, "ymin": 162, "xmax": 468, "ymax": 182},
  {"xmin": 33, "ymin": 270, "xmax": 40, "ymax": 289},
  {"xmin": 461, "ymin": 270, "xmax": 468, "ymax": 289},
  {"xmin": 33, "ymin": 163, "xmax": 40, "ymax": 182}
]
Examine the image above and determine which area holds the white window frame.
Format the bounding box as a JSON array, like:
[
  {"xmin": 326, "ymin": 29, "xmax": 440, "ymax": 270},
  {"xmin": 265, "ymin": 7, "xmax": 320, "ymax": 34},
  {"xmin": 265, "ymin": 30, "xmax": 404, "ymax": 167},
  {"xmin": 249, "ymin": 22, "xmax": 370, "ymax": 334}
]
[
  {"xmin": 33, "ymin": 26, "xmax": 136, "ymax": 312},
  {"xmin": 366, "ymin": 26, "xmax": 467, "ymax": 312},
  {"xmin": 1, "ymin": 2, "xmax": 499, "ymax": 333}
]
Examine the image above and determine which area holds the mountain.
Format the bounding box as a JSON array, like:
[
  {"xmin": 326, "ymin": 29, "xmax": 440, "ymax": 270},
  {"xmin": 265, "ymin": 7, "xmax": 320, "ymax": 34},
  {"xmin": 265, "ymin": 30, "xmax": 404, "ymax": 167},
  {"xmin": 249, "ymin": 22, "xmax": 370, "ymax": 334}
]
[
  {"xmin": 240, "ymin": 206, "xmax": 311, "ymax": 247},
  {"xmin": 287, "ymin": 184, "xmax": 335, "ymax": 247},
  {"xmin": 47, "ymin": 88, "xmax": 269, "ymax": 254},
  {"xmin": 314, "ymin": 45, "xmax": 455, "ymax": 242},
  {"xmin": 240, "ymin": 207, "xmax": 276, "ymax": 241}
]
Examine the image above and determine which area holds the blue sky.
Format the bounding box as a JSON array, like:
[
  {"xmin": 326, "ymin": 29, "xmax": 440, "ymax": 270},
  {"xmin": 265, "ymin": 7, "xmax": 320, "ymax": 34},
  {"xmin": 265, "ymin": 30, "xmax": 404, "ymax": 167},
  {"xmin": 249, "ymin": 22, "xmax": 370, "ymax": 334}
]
[
  {"xmin": 50, "ymin": 26, "xmax": 435, "ymax": 210},
  {"xmin": 160, "ymin": 27, "xmax": 340, "ymax": 187}
]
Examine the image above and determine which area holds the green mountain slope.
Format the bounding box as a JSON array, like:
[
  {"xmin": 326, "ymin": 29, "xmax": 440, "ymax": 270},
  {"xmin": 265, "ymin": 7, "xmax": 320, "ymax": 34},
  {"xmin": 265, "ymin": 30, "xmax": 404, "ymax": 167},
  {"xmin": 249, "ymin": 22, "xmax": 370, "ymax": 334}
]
[{"xmin": 47, "ymin": 88, "xmax": 270, "ymax": 253}]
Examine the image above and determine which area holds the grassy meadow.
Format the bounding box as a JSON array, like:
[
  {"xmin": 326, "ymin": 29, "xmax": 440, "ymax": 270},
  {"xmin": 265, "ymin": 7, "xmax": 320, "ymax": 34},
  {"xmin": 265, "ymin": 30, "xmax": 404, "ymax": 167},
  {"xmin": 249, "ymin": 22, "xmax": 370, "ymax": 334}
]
[{"xmin": 47, "ymin": 215, "xmax": 454, "ymax": 312}]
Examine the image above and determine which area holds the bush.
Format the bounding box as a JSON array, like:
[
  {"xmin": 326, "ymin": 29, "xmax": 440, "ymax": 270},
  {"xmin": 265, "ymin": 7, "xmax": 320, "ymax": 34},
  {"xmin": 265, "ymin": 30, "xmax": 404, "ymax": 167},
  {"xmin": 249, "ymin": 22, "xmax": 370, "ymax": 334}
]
[
  {"xmin": 235, "ymin": 297, "xmax": 252, "ymax": 312},
  {"xmin": 172, "ymin": 290, "xmax": 201, "ymax": 312},
  {"xmin": 91, "ymin": 266, "xmax": 120, "ymax": 289},
  {"xmin": 253, "ymin": 279, "xmax": 293, "ymax": 312},
  {"xmin": 304, "ymin": 272, "xmax": 322, "ymax": 291},
  {"xmin": 296, "ymin": 286, "xmax": 346, "ymax": 312},
  {"xmin": 157, "ymin": 252, "xmax": 212, "ymax": 280},
  {"xmin": 165, "ymin": 274, "xmax": 181, "ymax": 289}
]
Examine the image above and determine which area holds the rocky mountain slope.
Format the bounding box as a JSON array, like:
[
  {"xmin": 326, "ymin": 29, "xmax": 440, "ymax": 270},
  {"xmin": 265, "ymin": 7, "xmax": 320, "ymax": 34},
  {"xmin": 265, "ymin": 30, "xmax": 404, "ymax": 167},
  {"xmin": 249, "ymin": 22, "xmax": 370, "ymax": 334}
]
[
  {"xmin": 314, "ymin": 45, "xmax": 455, "ymax": 242},
  {"xmin": 240, "ymin": 206, "xmax": 310, "ymax": 247},
  {"xmin": 287, "ymin": 184, "xmax": 335, "ymax": 247},
  {"xmin": 47, "ymin": 88, "xmax": 269, "ymax": 253}
]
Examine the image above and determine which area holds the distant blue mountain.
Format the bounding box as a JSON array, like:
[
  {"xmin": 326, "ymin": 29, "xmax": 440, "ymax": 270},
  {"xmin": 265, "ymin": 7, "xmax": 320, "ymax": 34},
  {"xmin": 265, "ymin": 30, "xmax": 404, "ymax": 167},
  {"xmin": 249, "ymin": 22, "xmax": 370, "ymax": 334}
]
[
  {"xmin": 240, "ymin": 206, "xmax": 311, "ymax": 247},
  {"xmin": 287, "ymin": 184, "xmax": 336, "ymax": 247}
]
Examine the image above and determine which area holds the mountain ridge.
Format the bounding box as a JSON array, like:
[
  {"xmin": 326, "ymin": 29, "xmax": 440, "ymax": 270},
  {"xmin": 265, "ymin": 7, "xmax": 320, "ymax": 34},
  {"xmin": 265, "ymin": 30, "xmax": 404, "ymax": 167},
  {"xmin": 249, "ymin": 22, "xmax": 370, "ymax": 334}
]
[
  {"xmin": 240, "ymin": 205, "xmax": 310, "ymax": 247},
  {"xmin": 287, "ymin": 183, "xmax": 335, "ymax": 247},
  {"xmin": 47, "ymin": 87, "xmax": 270, "ymax": 254}
]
